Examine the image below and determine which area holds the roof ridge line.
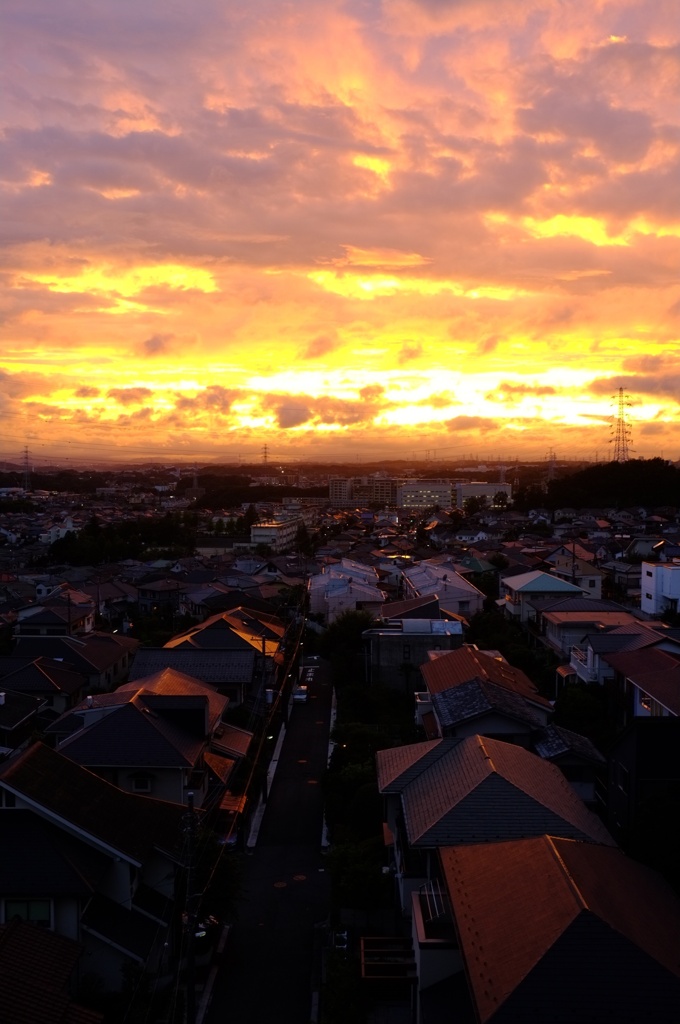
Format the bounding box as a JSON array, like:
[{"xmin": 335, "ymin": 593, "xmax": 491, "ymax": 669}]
[
  {"xmin": 476, "ymin": 735, "xmax": 495, "ymax": 773},
  {"xmin": 546, "ymin": 836, "xmax": 588, "ymax": 914}
]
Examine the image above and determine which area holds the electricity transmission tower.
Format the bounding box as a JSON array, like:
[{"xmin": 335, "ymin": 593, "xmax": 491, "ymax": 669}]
[{"xmin": 611, "ymin": 387, "xmax": 634, "ymax": 462}]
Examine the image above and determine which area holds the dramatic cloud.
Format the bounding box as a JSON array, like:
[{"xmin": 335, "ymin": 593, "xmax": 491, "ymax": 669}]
[{"xmin": 1, "ymin": 0, "xmax": 678, "ymax": 464}]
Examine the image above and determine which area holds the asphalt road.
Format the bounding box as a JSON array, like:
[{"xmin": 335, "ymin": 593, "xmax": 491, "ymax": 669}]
[{"xmin": 204, "ymin": 660, "xmax": 333, "ymax": 1024}]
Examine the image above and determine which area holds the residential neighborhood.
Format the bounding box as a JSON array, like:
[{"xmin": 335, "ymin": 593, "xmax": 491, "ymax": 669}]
[{"xmin": 1, "ymin": 457, "xmax": 680, "ymax": 1023}]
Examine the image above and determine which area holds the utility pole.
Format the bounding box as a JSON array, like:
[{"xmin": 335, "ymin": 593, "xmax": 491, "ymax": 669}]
[
  {"xmin": 22, "ymin": 446, "xmax": 31, "ymax": 492},
  {"xmin": 182, "ymin": 792, "xmax": 200, "ymax": 1024}
]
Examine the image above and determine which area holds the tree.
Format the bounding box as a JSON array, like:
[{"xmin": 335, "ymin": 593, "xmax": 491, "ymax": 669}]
[
  {"xmin": 463, "ymin": 495, "xmax": 487, "ymax": 516},
  {"xmin": 319, "ymin": 609, "xmax": 376, "ymax": 685}
]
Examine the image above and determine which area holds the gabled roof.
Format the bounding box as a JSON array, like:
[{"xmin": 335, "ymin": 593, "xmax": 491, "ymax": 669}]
[
  {"xmin": 11, "ymin": 632, "xmax": 140, "ymax": 674},
  {"xmin": 116, "ymin": 667, "xmax": 228, "ymax": 723},
  {"xmin": 441, "ymin": 836, "xmax": 680, "ymax": 1023},
  {"xmin": 0, "ymin": 742, "xmax": 188, "ymax": 865},
  {"xmin": 503, "ymin": 570, "xmax": 583, "ymax": 594},
  {"xmin": 0, "ymin": 656, "xmax": 86, "ymax": 696},
  {"xmin": 377, "ymin": 735, "xmax": 613, "ymax": 848},
  {"xmin": 421, "ymin": 647, "xmax": 551, "ymax": 709},
  {"xmin": 57, "ymin": 700, "xmax": 205, "ymax": 768}
]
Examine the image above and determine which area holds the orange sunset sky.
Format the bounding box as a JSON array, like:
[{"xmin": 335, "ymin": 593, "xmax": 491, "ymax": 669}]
[{"xmin": 2, "ymin": 0, "xmax": 679, "ymax": 466}]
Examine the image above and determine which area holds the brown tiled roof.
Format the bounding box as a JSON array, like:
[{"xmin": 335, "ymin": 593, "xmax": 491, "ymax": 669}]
[
  {"xmin": 375, "ymin": 737, "xmax": 451, "ymax": 792},
  {"xmin": 378, "ymin": 736, "xmax": 614, "ymax": 848},
  {"xmin": 117, "ymin": 667, "xmax": 229, "ymax": 723},
  {"xmin": 440, "ymin": 836, "xmax": 680, "ymax": 1023},
  {"xmin": 0, "ymin": 918, "xmax": 103, "ymax": 1024},
  {"xmin": 421, "ymin": 647, "xmax": 552, "ymax": 709},
  {"xmin": 0, "ymin": 742, "xmax": 189, "ymax": 865}
]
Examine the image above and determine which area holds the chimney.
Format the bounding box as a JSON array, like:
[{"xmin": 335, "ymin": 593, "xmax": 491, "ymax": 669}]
[{"xmin": 86, "ymin": 695, "xmax": 94, "ymax": 708}]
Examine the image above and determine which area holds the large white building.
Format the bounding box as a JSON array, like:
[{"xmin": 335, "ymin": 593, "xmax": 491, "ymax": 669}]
[
  {"xmin": 250, "ymin": 516, "xmax": 302, "ymax": 553},
  {"xmin": 641, "ymin": 560, "xmax": 680, "ymax": 617},
  {"xmin": 396, "ymin": 479, "xmax": 452, "ymax": 509}
]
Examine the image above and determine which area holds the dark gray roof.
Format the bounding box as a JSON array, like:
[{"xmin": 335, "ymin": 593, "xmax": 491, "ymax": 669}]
[
  {"xmin": 432, "ymin": 677, "xmax": 545, "ymax": 731},
  {"xmin": 129, "ymin": 647, "xmax": 255, "ymax": 684},
  {"xmin": 587, "ymin": 631, "xmax": 657, "ymax": 654},
  {"xmin": 533, "ymin": 724, "xmax": 605, "ymax": 763},
  {"xmin": 379, "ymin": 735, "xmax": 614, "ymax": 849},
  {"xmin": 57, "ymin": 701, "xmax": 204, "ymax": 768}
]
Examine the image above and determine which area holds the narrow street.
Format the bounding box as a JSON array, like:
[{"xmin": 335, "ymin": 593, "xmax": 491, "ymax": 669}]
[{"xmin": 204, "ymin": 660, "xmax": 333, "ymax": 1024}]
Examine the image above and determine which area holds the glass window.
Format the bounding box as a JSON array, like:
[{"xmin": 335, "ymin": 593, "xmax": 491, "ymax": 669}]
[{"xmin": 5, "ymin": 899, "xmax": 51, "ymax": 927}]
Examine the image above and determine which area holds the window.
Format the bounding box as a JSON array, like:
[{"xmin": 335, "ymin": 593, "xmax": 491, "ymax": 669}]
[
  {"xmin": 4, "ymin": 899, "xmax": 51, "ymax": 927},
  {"xmin": 646, "ymin": 570, "xmax": 653, "ymax": 577},
  {"xmin": 130, "ymin": 774, "xmax": 152, "ymax": 793},
  {"xmin": 645, "ymin": 593, "xmax": 652, "ymax": 601},
  {"xmin": 588, "ymin": 580, "xmax": 596, "ymax": 588}
]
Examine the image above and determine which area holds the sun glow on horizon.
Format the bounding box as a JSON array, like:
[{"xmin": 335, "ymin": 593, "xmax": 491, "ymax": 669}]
[{"xmin": 2, "ymin": 0, "xmax": 679, "ymax": 464}]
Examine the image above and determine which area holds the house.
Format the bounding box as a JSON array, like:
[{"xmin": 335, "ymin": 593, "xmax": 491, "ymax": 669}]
[
  {"xmin": 10, "ymin": 632, "xmax": 139, "ymax": 691},
  {"xmin": 414, "ymin": 646, "xmax": 553, "ymax": 739},
  {"xmin": 0, "ymin": 743, "xmax": 189, "ymax": 993},
  {"xmin": 602, "ymin": 646, "xmax": 680, "ymax": 731},
  {"xmin": 401, "ymin": 561, "xmax": 485, "ymax": 620},
  {"xmin": 0, "ymin": 656, "xmax": 87, "ymax": 715},
  {"xmin": 46, "ymin": 668, "xmax": 243, "ymax": 807},
  {"xmin": 14, "ymin": 584, "xmax": 96, "ymax": 636},
  {"xmin": 500, "ymin": 570, "xmax": 585, "ymax": 624},
  {"xmin": 640, "ymin": 559, "xmax": 680, "ymax": 617},
  {"xmin": 363, "ymin": 617, "xmax": 464, "ymax": 688},
  {"xmin": 567, "ymin": 622, "xmax": 666, "ymax": 688},
  {"xmin": 532, "ymin": 723, "xmax": 605, "ymax": 806},
  {"xmin": 436, "ymin": 836, "xmax": 680, "ymax": 1023},
  {"xmin": 129, "ymin": 647, "xmax": 257, "ymax": 705},
  {"xmin": 548, "ymin": 554, "xmax": 605, "ymax": 599},
  {"xmin": 534, "ymin": 598, "xmax": 642, "ymax": 657},
  {"xmin": 308, "ymin": 558, "xmax": 387, "ymax": 623},
  {"xmin": 376, "ymin": 734, "xmax": 614, "ymax": 916},
  {"xmin": 0, "ymin": 688, "xmax": 46, "ymax": 757},
  {"xmin": 164, "ymin": 607, "xmax": 285, "ymax": 697}
]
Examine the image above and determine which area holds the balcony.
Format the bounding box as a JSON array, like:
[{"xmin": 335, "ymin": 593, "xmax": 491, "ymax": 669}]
[{"xmin": 570, "ymin": 646, "xmax": 597, "ymax": 683}]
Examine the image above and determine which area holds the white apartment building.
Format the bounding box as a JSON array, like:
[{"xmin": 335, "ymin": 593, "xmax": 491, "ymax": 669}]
[
  {"xmin": 250, "ymin": 516, "xmax": 303, "ymax": 553},
  {"xmin": 640, "ymin": 560, "xmax": 680, "ymax": 617},
  {"xmin": 396, "ymin": 479, "xmax": 452, "ymax": 509}
]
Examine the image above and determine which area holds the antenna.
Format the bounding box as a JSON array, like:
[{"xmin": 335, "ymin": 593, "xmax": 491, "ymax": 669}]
[{"xmin": 610, "ymin": 387, "xmax": 634, "ymax": 463}]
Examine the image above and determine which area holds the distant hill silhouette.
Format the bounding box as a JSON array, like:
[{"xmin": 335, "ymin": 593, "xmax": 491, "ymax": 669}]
[{"xmin": 546, "ymin": 458, "xmax": 680, "ymax": 510}]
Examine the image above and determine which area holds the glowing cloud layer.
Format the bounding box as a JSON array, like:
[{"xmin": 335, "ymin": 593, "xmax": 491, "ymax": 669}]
[{"xmin": 1, "ymin": 0, "xmax": 679, "ymax": 465}]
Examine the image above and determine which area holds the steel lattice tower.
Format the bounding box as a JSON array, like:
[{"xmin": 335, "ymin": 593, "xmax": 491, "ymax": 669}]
[{"xmin": 611, "ymin": 387, "xmax": 633, "ymax": 462}]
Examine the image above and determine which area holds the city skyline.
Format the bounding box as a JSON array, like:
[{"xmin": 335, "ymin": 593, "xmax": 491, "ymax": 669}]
[{"xmin": 2, "ymin": 0, "xmax": 679, "ymax": 465}]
